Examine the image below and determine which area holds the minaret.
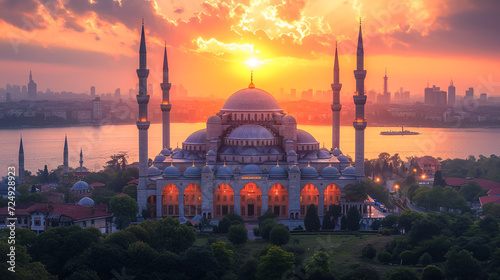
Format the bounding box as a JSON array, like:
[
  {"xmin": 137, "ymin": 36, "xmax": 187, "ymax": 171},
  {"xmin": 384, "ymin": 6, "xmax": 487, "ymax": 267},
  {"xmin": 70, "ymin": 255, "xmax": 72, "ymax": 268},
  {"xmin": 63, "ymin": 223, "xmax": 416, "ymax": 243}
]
[
  {"xmin": 160, "ymin": 42, "xmax": 172, "ymax": 150},
  {"xmin": 79, "ymin": 148, "xmax": 83, "ymax": 171},
  {"xmin": 136, "ymin": 19, "xmax": 150, "ymax": 214},
  {"xmin": 63, "ymin": 135, "xmax": 69, "ymax": 178},
  {"xmin": 19, "ymin": 136, "xmax": 24, "ymax": 184},
  {"xmin": 353, "ymin": 21, "xmax": 367, "ymax": 179},
  {"xmin": 331, "ymin": 41, "xmax": 342, "ymax": 150}
]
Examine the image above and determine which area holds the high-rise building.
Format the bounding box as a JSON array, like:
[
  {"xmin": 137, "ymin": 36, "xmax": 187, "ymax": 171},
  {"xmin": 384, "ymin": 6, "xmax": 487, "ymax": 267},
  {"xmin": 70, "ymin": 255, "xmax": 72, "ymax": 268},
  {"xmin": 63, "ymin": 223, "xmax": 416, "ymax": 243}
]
[
  {"xmin": 90, "ymin": 86, "xmax": 95, "ymax": 98},
  {"xmin": 27, "ymin": 71, "xmax": 37, "ymax": 99},
  {"xmin": 448, "ymin": 80, "xmax": 455, "ymax": 106},
  {"xmin": 465, "ymin": 87, "xmax": 474, "ymax": 102},
  {"xmin": 480, "ymin": 93, "xmax": 487, "ymax": 105},
  {"xmin": 425, "ymin": 85, "xmax": 447, "ymax": 106},
  {"xmin": 114, "ymin": 88, "xmax": 121, "ymax": 98},
  {"xmin": 92, "ymin": 97, "xmax": 101, "ymax": 123}
]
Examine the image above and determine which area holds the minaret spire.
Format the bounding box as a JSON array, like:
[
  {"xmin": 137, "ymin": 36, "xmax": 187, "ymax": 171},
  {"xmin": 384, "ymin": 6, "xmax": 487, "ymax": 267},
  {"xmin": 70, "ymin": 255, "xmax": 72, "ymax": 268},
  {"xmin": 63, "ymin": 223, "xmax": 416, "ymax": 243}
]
[
  {"xmin": 161, "ymin": 41, "xmax": 172, "ymax": 150},
  {"xmin": 63, "ymin": 135, "xmax": 68, "ymax": 178},
  {"xmin": 249, "ymin": 70, "xmax": 255, "ymax": 88},
  {"xmin": 79, "ymin": 148, "xmax": 83, "ymax": 170},
  {"xmin": 331, "ymin": 40, "xmax": 342, "ymax": 150},
  {"xmin": 136, "ymin": 19, "xmax": 151, "ymax": 215},
  {"xmin": 353, "ymin": 21, "xmax": 367, "ymax": 180},
  {"xmin": 19, "ymin": 136, "xmax": 24, "ymax": 184}
]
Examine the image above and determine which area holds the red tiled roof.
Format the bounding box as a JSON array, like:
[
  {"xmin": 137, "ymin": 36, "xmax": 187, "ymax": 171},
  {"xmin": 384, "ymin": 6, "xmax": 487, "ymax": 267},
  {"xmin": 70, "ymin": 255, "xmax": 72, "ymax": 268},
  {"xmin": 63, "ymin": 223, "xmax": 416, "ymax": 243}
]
[
  {"xmin": 445, "ymin": 178, "xmax": 468, "ymax": 186},
  {"xmin": 127, "ymin": 179, "xmax": 138, "ymax": 185},
  {"xmin": 90, "ymin": 182, "xmax": 105, "ymax": 187},
  {"xmin": 488, "ymin": 189, "xmax": 500, "ymax": 196},
  {"xmin": 415, "ymin": 156, "xmax": 441, "ymax": 167},
  {"xmin": 479, "ymin": 196, "xmax": 500, "ymax": 206},
  {"xmin": 445, "ymin": 177, "xmax": 500, "ymax": 191},
  {"xmin": 0, "ymin": 203, "xmax": 112, "ymax": 221},
  {"xmin": 0, "ymin": 203, "xmax": 36, "ymax": 216}
]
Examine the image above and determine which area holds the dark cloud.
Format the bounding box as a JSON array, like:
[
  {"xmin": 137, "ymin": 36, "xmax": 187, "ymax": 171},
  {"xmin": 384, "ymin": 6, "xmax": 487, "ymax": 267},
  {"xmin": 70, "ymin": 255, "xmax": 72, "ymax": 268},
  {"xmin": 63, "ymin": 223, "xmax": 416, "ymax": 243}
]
[
  {"xmin": 174, "ymin": 7, "xmax": 184, "ymax": 14},
  {"xmin": 0, "ymin": 0, "xmax": 46, "ymax": 31},
  {"xmin": 64, "ymin": 17, "xmax": 85, "ymax": 32}
]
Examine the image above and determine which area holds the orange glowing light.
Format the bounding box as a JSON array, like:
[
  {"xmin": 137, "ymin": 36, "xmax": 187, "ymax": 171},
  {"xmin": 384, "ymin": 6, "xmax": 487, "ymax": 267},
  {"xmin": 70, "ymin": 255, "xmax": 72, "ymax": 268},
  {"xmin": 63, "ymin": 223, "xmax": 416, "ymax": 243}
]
[
  {"xmin": 162, "ymin": 101, "xmax": 169, "ymax": 105},
  {"xmin": 413, "ymin": 169, "xmax": 417, "ymax": 173},
  {"xmin": 375, "ymin": 178, "xmax": 380, "ymax": 183},
  {"xmin": 395, "ymin": 184, "xmax": 399, "ymax": 190},
  {"xmin": 421, "ymin": 175, "xmax": 426, "ymax": 179},
  {"xmin": 246, "ymin": 58, "xmax": 260, "ymax": 68}
]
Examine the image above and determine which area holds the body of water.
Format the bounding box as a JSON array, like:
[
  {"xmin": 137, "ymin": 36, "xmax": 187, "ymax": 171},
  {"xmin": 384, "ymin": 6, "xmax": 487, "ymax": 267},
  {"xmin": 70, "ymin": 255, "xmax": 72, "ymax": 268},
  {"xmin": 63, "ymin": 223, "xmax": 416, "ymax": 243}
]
[{"xmin": 1, "ymin": 123, "xmax": 499, "ymax": 174}]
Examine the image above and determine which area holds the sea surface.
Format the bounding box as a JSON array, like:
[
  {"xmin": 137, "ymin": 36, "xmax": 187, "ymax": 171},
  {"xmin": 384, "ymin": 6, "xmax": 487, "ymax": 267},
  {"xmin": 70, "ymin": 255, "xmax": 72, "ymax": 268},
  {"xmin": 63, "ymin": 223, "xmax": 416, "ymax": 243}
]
[{"xmin": 1, "ymin": 123, "xmax": 499, "ymax": 174}]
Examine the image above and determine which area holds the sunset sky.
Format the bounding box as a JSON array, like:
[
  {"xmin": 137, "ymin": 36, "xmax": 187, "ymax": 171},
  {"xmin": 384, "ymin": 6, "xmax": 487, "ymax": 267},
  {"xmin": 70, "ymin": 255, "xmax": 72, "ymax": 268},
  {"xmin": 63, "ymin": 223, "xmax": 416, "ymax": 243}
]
[{"xmin": 0, "ymin": 0, "xmax": 499, "ymax": 100}]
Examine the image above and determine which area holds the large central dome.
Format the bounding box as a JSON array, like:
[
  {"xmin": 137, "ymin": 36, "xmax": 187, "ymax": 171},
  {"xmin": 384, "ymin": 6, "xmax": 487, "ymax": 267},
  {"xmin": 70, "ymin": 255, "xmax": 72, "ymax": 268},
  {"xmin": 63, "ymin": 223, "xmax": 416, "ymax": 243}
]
[{"xmin": 221, "ymin": 88, "xmax": 282, "ymax": 112}]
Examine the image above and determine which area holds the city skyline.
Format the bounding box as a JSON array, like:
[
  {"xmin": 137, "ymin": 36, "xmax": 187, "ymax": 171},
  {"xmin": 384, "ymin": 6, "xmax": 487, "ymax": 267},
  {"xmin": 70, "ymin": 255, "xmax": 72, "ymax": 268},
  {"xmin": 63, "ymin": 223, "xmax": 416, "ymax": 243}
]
[{"xmin": 0, "ymin": 0, "xmax": 499, "ymax": 99}]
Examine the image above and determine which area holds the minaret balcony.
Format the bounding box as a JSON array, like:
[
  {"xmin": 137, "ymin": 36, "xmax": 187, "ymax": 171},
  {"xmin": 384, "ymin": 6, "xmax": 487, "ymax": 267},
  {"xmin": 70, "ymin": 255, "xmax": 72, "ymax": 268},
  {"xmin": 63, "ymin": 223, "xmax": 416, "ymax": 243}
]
[
  {"xmin": 353, "ymin": 95, "xmax": 367, "ymax": 105},
  {"xmin": 331, "ymin": 104, "xmax": 342, "ymax": 111},
  {"xmin": 353, "ymin": 120, "xmax": 367, "ymax": 130},
  {"xmin": 136, "ymin": 120, "xmax": 150, "ymax": 130},
  {"xmin": 161, "ymin": 83, "xmax": 171, "ymax": 91},
  {"xmin": 136, "ymin": 94, "xmax": 150, "ymax": 104},
  {"xmin": 354, "ymin": 70, "xmax": 366, "ymax": 80},
  {"xmin": 161, "ymin": 103, "xmax": 172, "ymax": 112},
  {"xmin": 331, "ymin": 84, "xmax": 342, "ymax": 91},
  {"xmin": 136, "ymin": 69, "xmax": 150, "ymax": 78}
]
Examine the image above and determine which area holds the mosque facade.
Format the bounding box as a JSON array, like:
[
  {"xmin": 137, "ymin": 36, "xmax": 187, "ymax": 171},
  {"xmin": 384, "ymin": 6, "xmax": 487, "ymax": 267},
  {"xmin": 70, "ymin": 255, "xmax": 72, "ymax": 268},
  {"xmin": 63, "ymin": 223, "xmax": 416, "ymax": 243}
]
[{"xmin": 136, "ymin": 22, "xmax": 368, "ymax": 220}]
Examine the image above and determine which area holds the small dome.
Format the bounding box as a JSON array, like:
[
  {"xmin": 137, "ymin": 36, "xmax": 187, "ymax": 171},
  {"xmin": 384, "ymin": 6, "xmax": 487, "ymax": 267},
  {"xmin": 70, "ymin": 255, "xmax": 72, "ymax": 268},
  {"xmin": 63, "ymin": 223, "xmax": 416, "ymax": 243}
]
[
  {"xmin": 290, "ymin": 165, "xmax": 300, "ymax": 173},
  {"xmin": 154, "ymin": 155, "xmax": 166, "ymax": 162},
  {"xmin": 301, "ymin": 166, "xmax": 318, "ymax": 178},
  {"xmin": 342, "ymin": 166, "xmax": 356, "ymax": 176},
  {"xmin": 282, "ymin": 115, "xmax": 296, "ymax": 124},
  {"xmin": 202, "ymin": 165, "xmax": 213, "ymax": 173},
  {"xmin": 216, "ymin": 166, "xmax": 234, "ymax": 178},
  {"xmin": 331, "ymin": 148, "xmax": 342, "ymax": 157},
  {"xmin": 297, "ymin": 130, "xmax": 318, "ymax": 144},
  {"xmin": 221, "ymin": 88, "xmax": 282, "ymax": 112},
  {"xmin": 227, "ymin": 124, "xmax": 274, "ymax": 140},
  {"xmin": 288, "ymin": 150, "xmax": 297, "ymax": 156},
  {"xmin": 321, "ymin": 166, "xmax": 340, "ymax": 178},
  {"xmin": 77, "ymin": 197, "xmax": 95, "ymax": 207},
  {"xmin": 240, "ymin": 164, "xmax": 262, "ymax": 174},
  {"xmin": 184, "ymin": 129, "xmax": 207, "ymax": 144},
  {"xmin": 184, "ymin": 166, "xmax": 202, "ymax": 178},
  {"xmin": 160, "ymin": 149, "xmax": 171, "ymax": 156},
  {"xmin": 173, "ymin": 147, "xmax": 182, "ymax": 153},
  {"xmin": 206, "ymin": 150, "xmax": 217, "ymax": 156},
  {"xmin": 269, "ymin": 165, "xmax": 287, "ymax": 179},
  {"xmin": 207, "ymin": 115, "xmax": 222, "ymax": 123},
  {"xmin": 162, "ymin": 166, "xmax": 181, "ymax": 178},
  {"xmin": 337, "ymin": 155, "xmax": 349, "ymax": 162},
  {"xmin": 148, "ymin": 166, "xmax": 162, "ymax": 176},
  {"xmin": 71, "ymin": 181, "xmax": 90, "ymax": 190}
]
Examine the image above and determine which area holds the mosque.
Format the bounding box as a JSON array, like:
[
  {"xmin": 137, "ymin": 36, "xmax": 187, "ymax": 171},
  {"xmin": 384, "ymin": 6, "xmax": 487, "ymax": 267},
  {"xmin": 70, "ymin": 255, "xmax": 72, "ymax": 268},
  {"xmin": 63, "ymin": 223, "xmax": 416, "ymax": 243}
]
[{"xmin": 136, "ymin": 21, "xmax": 368, "ymax": 221}]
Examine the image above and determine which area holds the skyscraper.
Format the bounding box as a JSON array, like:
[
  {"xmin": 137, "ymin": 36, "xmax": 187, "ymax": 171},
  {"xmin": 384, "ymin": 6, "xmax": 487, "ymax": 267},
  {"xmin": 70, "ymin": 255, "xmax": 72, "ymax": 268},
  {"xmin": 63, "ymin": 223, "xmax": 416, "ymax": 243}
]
[
  {"xmin": 331, "ymin": 41, "xmax": 342, "ymax": 150},
  {"xmin": 353, "ymin": 22, "xmax": 367, "ymax": 179},
  {"xmin": 448, "ymin": 80, "xmax": 455, "ymax": 106},
  {"xmin": 136, "ymin": 20, "xmax": 151, "ymax": 214},
  {"xmin": 27, "ymin": 71, "xmax": 37, "ymax": 99},
  {"xmin": 382, "ymin": 68, "xmax": 390, "ymax": 103},
  {"xmin": 90, "ymin": 86, "xmax": 95, "ymax": 98}
]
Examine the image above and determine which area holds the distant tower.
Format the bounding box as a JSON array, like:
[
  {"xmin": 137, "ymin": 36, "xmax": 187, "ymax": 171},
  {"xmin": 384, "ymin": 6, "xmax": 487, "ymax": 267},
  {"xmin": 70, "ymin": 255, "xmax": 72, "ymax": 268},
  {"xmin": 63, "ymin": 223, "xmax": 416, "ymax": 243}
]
[
  {"xmin": 90, "ymin": 86, "xmax": 96, "ymax": 98},
  {"xmin": 383, "ymin": 68, "xmax": 390, "ymax": 103},
  {"xmin": 161, "ymin": 42, "xmax": 172, "ymax": 150},
  {"xmin": 63, "ymin": 135, "xmax": 69, "ymax": 178},
  {"xmin": 331, "ymin": 41, "xmax": 342, "ymax": 150},
  {"xmin": 448, "ymin": 80, "xmax": 456, "ymax": 106},
  {"xmin": 136, "ymin": 20, "xmax": 151, "ymax": 214},
  {"xmin": 353, "ymin": 21, "xmax": 367, "ymax": 179},
  {"xmin": 19, "ymin": 137, "xmax": 24, "ymax": 184},
  {"xmin": 27, "ymin": 70, "xmax": 37, "ymax": 99},
  {"xmin": 92, "ymin": 96, "xmax": 101, "ymax": 123}
]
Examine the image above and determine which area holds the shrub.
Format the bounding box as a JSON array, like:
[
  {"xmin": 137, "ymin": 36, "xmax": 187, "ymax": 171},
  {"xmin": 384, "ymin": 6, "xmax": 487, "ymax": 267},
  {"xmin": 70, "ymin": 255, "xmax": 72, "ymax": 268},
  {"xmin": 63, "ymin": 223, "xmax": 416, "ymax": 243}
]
[
  {"xmin": 253, "ymin": 227, "xmax": 260, "ymax": 237},
  {"xmin": 378, "ymin": 251, "xmax": 392, "ymax": 264},
  {"xmin": 304, "ymin": 204, "xmax": 321, "ymax": 231},
  {"xmin": 226, "ymin": 213, "xmax": 244, "ymax": 225},
  {"xmin": 259, "ymin": 219, "xmax": 277, "ymax": 240},
  {"xmin": 419, "ymin": 252, "xmax": 433, "ymax": 266},
  {"xmin": 362, "ymin": 244, "xmax": 377, "ymax": 260},
  {"xmin": 381, "ymin": 229, "xmax": 391, "ymax": 236},
  {"xmin": 399, "ymin": 250, "xmax": 415, "ymax": 265},
  {"xmin": 217, "ymin": 217, "xmax": 232, "ymax": 234},
  {"xmin": 422, "ymin": 265, "xmax": 443, "ymax": 280},
  {"xmin": 258, "ymin": 211, "xmax": 276, "ymax": 226},
  {"xmin": 269, "ymin": 224, "xmax": 290, "ymax": 246},
  {"xmin": 228, "ymin": 225, "xmax": 248, "ymax": 245}
]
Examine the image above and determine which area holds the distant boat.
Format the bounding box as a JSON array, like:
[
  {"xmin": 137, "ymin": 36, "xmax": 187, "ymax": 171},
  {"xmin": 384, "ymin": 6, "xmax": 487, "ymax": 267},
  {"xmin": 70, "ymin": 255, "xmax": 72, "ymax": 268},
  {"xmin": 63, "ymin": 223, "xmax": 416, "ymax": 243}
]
[{"xmin": 380, "ymin": 126, "xmax": 419, "ymax": 135}]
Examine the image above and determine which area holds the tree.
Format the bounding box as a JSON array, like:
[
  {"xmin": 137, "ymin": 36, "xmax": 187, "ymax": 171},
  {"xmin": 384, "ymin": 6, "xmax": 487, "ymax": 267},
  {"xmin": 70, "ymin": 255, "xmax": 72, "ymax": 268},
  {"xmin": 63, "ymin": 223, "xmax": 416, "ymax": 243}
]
[
  {"xmin": 398, "ymin": 210, "xmax": 424, "ymax": 233},
  {"xmin": 377, "ymin": 251, "xmax": 392, "ymax": 264},
  {"xmin": 144, "ymin": 217, "xmax": 195, "ymax": 253},
  {"xmin": 340, "ymin": 215, "xmax": 347, "ymax": 230},
  {"xmin": 181, "ymin": 245, "xmax": 218, "ymax": 279},
  {"xmin": 304, "ymin": 204, "xmax": 321, "ymax": 231},
  {"xmin": 459, "ymin": 181, "xmax": 482, "ymax": 203},
  {"xmin": 340, "ymin": 264, "xmax": 380, "ymax": 280},
  {"xmin": 345, "ymin": 183, "xmax": 367, "ymax": 202},
  {"xmin": 433, "ymin": 170, "xmax": 446, "ymax": 187},
  {"xmin": 361, "ymin": 244, "xmax": 377, "ymax": 260},
  {"xmin": 228, "ymin": 225, "xmax": 248, "ymax": 245},
  {"xmin": 216, "ymin": 217, "xmax": 232, "ymax": 234},
  {"xmin": 346, "ymin": 206, "xmax": 361, "ymax": 231},
  {"xmin": 121, "ymin": 184, "xmax": 137, "ymax": 200},
  {"xmin": 259, "ymin": 218, "xmax": 277, "ymax": 240},
  {"xmin": 109, "ymin": 195, "xmax": 139, "ymax": 230},
  {"xmin": 256, "ymin": 246, "xmax": 294, "ymax": 280},
  {"xmin": 306, "ymin": 250, "xmax": 331, "ymax": 275},
  {"xmin": 419, "ymin": 252, "xmax": 433, "ymax": 266},
  {"xmin": 444, "ymin": 249, "xmax": 482, "ymax": 280},
  {"xmin": 422, "ymin": 265, "xmax": 443, "ymax": 280},
  {"xmin": 238, "ymin": 258, "xmax": 258, "ymax": 280},
  {"xmin": 399, "ymin": 250, "xmax": 415, "ymax": 265},
  {"xmin": 269, "ymin": 224, "xmax": 290, "ymax": 246},
  {"xmin": 104, "ymin": 153, "xmax": 128, "ymax": 171},
  {"xmin": 387, "ymin": 267, "xmax": 418, "ymax": 280}
]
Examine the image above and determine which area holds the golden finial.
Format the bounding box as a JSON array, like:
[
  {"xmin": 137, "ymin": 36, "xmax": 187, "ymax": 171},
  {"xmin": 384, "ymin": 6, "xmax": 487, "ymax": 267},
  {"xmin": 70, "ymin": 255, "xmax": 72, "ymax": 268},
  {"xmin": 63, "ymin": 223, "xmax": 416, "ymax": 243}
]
[
  {"xmin": 223, "ymin": 159, "xmax": 226, "ymax": 167},
  {"xmin": 276, "ymin": 160, "xmax": 279, "ymax": 167},
  {"xmin": 192, "ymin": 159, "xmax": 195, "ymax": 167},
  {"xmin": 248, "ymin": 70, "xmax": 255, "ymax": 88},
  {"xmin": 307, "ymin": 161, "xmax": 310, "ymax": 167}
]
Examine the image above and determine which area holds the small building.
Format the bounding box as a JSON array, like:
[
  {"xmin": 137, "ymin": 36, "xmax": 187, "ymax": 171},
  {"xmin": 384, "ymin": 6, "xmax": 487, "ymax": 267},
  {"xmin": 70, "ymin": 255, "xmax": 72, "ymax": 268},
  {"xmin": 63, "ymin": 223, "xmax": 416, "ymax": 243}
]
[{"xmin": 414, "ymin": 156, "xmax": 441, "ymax": 179}]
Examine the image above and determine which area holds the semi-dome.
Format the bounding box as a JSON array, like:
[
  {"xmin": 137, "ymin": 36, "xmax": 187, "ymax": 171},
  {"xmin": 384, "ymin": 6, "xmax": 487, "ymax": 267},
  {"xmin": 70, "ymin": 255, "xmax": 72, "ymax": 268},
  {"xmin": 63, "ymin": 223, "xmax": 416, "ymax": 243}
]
[
  {"xmin": 282, "ymin": 115, "xmax": 296, "ymax": 123},
  {"xmin": 78, "ymin": 197, "xmax": 95, "ymax": 207},
  {"xmin": 154, "ymin": 155, "xmax": 166, "ymax": 162},
  {"xmin": 160, "ymin": 149, "xmax": 171, "ymax": 156},
  {"xmin": 288, "ymin": 150, "xmax": 297, "ymax": 156},
  {"xmin": 71, "ymin": 181, "xmax": 90, "ymax": 191},
  {"xmin": 206, "ymin": 150, "xmax": 217, "ymax": 156},
  {"xmin": 148, "ymin": 166, "xmax": 162, "ymax": 176},
  {"xmin": 221, "ymin": 88, "xmax": 282, "ymax": 112},
  {"xmin": 297, "ymin": 130, "xmax": 318, "ymax": 144},
  {"xmin": 301, "ymin": 166, "xmax": 318, "ymax": 178},
  {"xmin": 321, "ymin": 166, "xmax": 340, "ymax": 178},
  {"xmin": 184, "ymin": 166, "xmax": 202, "ymax": 178},
  {"xmin": 162, "ymin": 166, "xmax": 181, "ymax": 178},
  {"xmin": 216, "ymin": 166, "xmax": 234, "ymax": 178},
  {"xmin": 342, "ymin": 166, "xmax": 356, "ymax": 176},
  {"xmin": 331, "ymin": 148, "xmax": 342, "ymax": 157},
  {"xmin": 269, "ymin": 165, "xmax": 287, "ymax": 179},
  {"xmin": 337, "ymin": 155, "xmax": 349, "ymax": 162},
  {"xmin": 227, "ymin": 124, "xmax": 274, "ymax": 140},
  {"xmin": 240, "ymin": 164, "xmax": 262, "ymax": 174},
  {"xmin": 290, "ymin": 165, "xmax": 300, "ymax": 173},
  {"xmin": 184, "ymin": 129, "xmax": 206, "ymax": 144},
  {"xmin": 207, "ymin": 115, "xmax": 222, "ymax": 123}
]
